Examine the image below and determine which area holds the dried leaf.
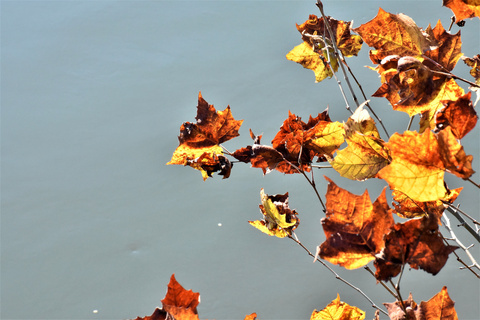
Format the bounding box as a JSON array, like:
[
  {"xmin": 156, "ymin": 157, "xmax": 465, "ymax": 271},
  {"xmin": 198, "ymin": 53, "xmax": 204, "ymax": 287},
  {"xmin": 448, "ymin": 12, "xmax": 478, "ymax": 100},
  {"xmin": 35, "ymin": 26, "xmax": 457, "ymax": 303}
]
[
  {"xmin": 377, "ymin": 130, "xmax": 447, "ymax": 202},
  {"xmin": 435, "ymin": 91, "xmax": 478, "ymax": 139},
  {"xmin": 419, "ymin": 286, "xmax": 458, "ymax": 320},
  {"xmin": 374, "ymin": 215, "xmax": 457, "ymax": 281},
  {"xmin": 436, "ymin": 127, "xmax": 475, "ymax": 179},
  {"xmin": 168, "ymin": 92, "xmax": 243, "ymax": 180},
  {"xmin": 161, "ymin": 274, "xmax": 200, "ymax": 320},
  {"xmin": 424, "ymin": 20, "xmax": 463, "ymax": 72},
  {"xmin": 354, "ymin": 8, "xmax": 436, "ymax": 62},
  {"xmin": 133, "ymin": 308, "xmax": 169, "ymax": 320},
  {"xmin": 319, "ymin": 177, "xmax": 394, "ymax": 269},
  {"xmin": 383, "ymin": 293, "xmax": 418, "ymax": 320},
  {"xmin": 443, "ymin": 0, "xmax": 480, "ymax": 21},
  {"xmin": 244, "ymin": 313, "xmax": 258, "ymax": 320},
  {"xmin": 249, "ymin": 189, "xmax": 299, "ymax": 238},
  {"xmin": 287, "ymin": 14, "xmax": 362, "ymax": 82},
  {"xmin": 392, "ymin": 187, "xmax": 462, "ymax": 219},
  {"xmin": 310, "ymin": 294, "xmax": 365, "ymax": 320},
  {"xmin": 331, "ymin": 105, "xmax": 391, "ymax": 180}
]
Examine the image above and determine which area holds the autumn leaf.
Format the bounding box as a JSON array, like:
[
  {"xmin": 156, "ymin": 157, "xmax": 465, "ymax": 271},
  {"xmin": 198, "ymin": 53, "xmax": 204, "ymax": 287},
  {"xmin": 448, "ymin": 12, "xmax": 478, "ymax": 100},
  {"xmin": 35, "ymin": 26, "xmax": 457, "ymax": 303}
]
[
  {"xmin": 374, "ymin": 215, "xmax": 457, "ymax": 281},
  {"xmin": 233, "ymin": 111, "xmax": 344, "ymax": 174},
  {"xmin": 419, "ymin": 286, "xmax": 458, "ymax": 320},
  {"xmin": 330, "ymin": 104, "xmax": 390, "ymax": 180},
  {"xmin": 392, "ymin": 187, "xmax": 462, "ymax": 219},
  {"xmin": 161, "ymin": 274, "xmax": 200, "ymax": 320},
  {"xmin": 287, "ymin": 14, "xmax": 362, "ymax": 82},
  {"xmin": 436, "ymin": 126, "xmax": 475, "ymax": 179},
  {"xmin": 434, "ymin": 92, "xmax": 478, "ymax": 139},
  {"xmin": 133, "ymin": 274, "xmax": 200, "ymax": 320},
  {"xmin": 319, "ymin": 177, "xmax": 394, "ymax": 269},
  {"xmin": 462, "ymin": 54, "xmax": 480, "ymax": 106},
  {"xmin": 354, "ymin": 8, "xmax": 436, "ymax": 63},
  {"xmin": 249, "ymin": 188, "xmax": 299, "ymax": 238},
  {"xmin": 443, "ymin": 0, "xmax": 480, "ymax": 21},
  {"xmin": 384, "ymin": 287, "xmax": 458, "ymax": 320},
  {"xmin": 424, "ymin": 20, "xmax": 463, "ymax": 72},
  {"xmin": 377, "ymin": 130, "xmax": 447, "ymax": 202},
  {"xmin": 310, "ymin": 294, "xmax": 365, "ymax": 320},
  {"xmin": 244, "ymin": 313, "xmax": 258, "ymax": 320},
  {"xmin": 168, "ymin": 92, "xmax": 243, "ymax": 180}
]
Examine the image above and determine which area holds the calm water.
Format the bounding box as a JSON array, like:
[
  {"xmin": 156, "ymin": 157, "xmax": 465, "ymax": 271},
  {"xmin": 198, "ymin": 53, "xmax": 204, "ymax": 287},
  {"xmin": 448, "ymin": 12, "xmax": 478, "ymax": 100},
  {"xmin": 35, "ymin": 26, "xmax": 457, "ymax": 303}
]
[{"xmin": 2, "ymin": 1, "xmax": 479, "ymax": 319}]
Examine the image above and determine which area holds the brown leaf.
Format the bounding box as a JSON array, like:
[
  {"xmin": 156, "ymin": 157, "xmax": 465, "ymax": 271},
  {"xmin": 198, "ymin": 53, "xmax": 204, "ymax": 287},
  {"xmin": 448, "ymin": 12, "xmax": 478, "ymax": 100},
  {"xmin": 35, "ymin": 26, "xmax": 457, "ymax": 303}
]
[
  {"xmin": 354, "ymin": 8, "xmax": 436, "ymax": 63},
  {"xmin": 392, "ymin": 187, "xmax": 462, "ymax": 219},
  {"xmin": 436, "ymin": 127, "xmax": 475, "ymax": 179},
  {"xmin": 435, "ymin": 92, "xmax": 478, "ymax": 139},
  {"xmin": 319, "ymin": 177, "xmax": 394, "ymax": 269},
  {"xmin": 133, "ymin": 308, "xmax": 170, "ymax": 320},
  {"xmin": 168, "ymin": 92, "xmax": 243, "ymax": 180},
  {"xmin": 161, "ymin": 274, "xmax": 200, "ymax": 320},
  {"xmin": 443, "ymin": 0, "xmax": 480, "ymax": 21},
  {"xmin": 419, "ymin": 286, "xmax": 458, "ymax": 320},
  {"xmin": 384, "ymin": 293, "xmax": 418, "ymax": 320},
  {"xmin": 374, "ymin": 215, "xmax": 457, "ymax": 282},
  {"xmin": 424, "ymin": 20, "xmax": 463, "ymax": 72}
]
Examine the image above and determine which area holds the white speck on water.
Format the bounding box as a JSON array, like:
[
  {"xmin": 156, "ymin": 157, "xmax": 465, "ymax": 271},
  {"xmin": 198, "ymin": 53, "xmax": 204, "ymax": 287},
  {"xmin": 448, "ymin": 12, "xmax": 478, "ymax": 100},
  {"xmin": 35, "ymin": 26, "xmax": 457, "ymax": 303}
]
[
  {"xmin": 93, "ymin": 310, "xmax": 98, "ymax": 314},
  {"xmin": 218, "ymin": 223, "xmax": 222, "ymax": 227}
]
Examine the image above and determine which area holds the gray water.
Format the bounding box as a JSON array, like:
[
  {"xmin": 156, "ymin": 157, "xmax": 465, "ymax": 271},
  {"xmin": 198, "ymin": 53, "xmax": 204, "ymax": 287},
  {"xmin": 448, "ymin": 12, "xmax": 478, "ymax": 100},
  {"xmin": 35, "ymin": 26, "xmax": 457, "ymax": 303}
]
[{"xmin": 2, "ymin": 1, "xmax": 479, "ymax": 319}]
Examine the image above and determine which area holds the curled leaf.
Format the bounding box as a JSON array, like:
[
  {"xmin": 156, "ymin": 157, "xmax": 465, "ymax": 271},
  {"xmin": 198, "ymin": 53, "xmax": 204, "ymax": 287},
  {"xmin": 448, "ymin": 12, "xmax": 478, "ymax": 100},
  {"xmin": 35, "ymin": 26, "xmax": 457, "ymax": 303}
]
[
  {"xmin": 435, "ymin": 92, "xmax": 478, "ymax": 139},
  {"xmin": 310, "ymin": 294, "xmax": 365, "ymax": 320},
  {"xmin": 443, "ymin": 0, "xmax": 480, "ymax": 21},
  {"xmin": 249, "ymin": 189, "xmax": 299, "ymax": 238}
]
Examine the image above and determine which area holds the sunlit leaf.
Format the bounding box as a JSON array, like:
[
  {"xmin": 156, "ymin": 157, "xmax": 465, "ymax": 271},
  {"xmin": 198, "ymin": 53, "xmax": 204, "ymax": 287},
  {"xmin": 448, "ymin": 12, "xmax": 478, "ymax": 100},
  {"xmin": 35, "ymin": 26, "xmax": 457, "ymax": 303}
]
[
  {"xmin": 286, "ymin": 41, "xmax": 335, "ymax": 83},
  {"xmin": 249, "ymin": 189, "xmax": 299, "ymax": 238},
  {"xmin": 319, "ymin": 177, "xmax": 394, "ymax": 269},
  {"xmin": 310, "ymin": 294, "xmax": 365, "ymax": 320},
  {"xmin": 443, "ymin": 0, "xmax": 480, "ymax": 21},
  {"xmin": 424, "ymin": 20, "xmax": 463, "ymax": 72},
  {"xmin": 436, "ymin": 127, "xmax": 475, "ymax": 179}
]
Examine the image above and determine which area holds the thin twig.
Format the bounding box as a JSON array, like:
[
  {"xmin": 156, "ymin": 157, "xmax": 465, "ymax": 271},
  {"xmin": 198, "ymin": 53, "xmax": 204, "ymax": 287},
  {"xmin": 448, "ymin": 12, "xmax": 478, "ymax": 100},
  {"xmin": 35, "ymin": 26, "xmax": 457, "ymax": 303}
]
[
  {"xmin": 406, "ymin": 116, "xmax": 414, "ymax": 131},
  {"xmin": 467, "ymin": 178, "xmax": 480, "ymax": 188},
  {"xmin": 288, "ymin": 234, "xmax": 389, "ymax": 316},
  {"xmin": 364, "ymin": 266, "xmax": 397, "ymax": 298},
  {"xmin": 445, "ymin": 203, "xmax": 480, "ymax": 226},
  {"xmin": 446, "ymin": 206, "xmax": 480, "ymax": 243},
  {"xmin": 442, "ymin": 212, "xmax": 480, "ymax": 278}
]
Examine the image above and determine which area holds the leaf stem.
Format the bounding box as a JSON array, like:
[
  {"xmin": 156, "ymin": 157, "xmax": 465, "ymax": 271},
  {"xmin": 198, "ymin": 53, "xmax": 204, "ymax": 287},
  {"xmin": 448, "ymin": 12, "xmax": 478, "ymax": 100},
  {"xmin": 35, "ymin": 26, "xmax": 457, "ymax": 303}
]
[
  {"xmin": 288, "ymin": 234, "xmax": 389, "ymax": 316},
  {"xmin": 446, "ymin": 206, "xmax": 480, "ymax": 243},
  {"xmin": 406, "ymin": 115, "xmax": 414, "ymax": 131},
  {"xmin": 364, "ymin": 266, "xmax": 398, "ymax": 298}
]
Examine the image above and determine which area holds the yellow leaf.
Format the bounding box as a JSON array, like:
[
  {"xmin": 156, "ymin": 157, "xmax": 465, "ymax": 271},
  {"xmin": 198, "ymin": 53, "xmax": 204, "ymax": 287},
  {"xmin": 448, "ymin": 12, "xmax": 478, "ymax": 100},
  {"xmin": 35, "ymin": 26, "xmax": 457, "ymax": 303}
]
[
  {"xmin": 286, "ymin": 41, "xmax": 335, "ymax": 83},
  {"xmin": 331, "ymin": 106, "xmax": 390, "ymax": 180},
  {"xmin": 311, "ymin": 294, "xmax": 365, "ymax": 320},
  {"xmin": 249, "ymin": 189, "xmax": 299, "ymax": 238}
]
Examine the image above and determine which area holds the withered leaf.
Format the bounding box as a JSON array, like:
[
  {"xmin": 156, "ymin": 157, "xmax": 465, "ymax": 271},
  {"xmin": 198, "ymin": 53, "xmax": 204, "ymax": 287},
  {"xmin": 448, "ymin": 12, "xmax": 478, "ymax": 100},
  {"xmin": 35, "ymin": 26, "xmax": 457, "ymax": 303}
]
[
  {"xmin": 249, "ymin": 188, "xmax": 299, "ymax": 238},
  {"xmin": 354, "ymin": 8, "xmax": 436, "ymax": 63},
  {"xmin": 374, "ymin": 215, "xmax": 458, "ymax": 282},
  {"xmin": 168, "ymin": 92, "xmax": 243, "ymax": 180},
  {"xmin": 287, "ymin": 14, "xmax": 362, "ymax": 82},
  {"xmin": 330, "ymin": 105, "xmax": 390, "ymax": 180},
  {"xmin": 384, "ymin": 287, "xmax": 458, "ymax": 320},
  {"xmin": 244, "ymin": 313, "xmax": 257, "ymax": 320},
  {"xmin": 392, "ymin": 187, "xmax": 462, "ymax": 219},
  {"xmin": 377, "ymin": 130, "xmax": 447, "ymax": 202},
  {"xmin": 424, "ymin": 20, "xmax": 463, "ymax": 72},
  {"xmin": 319, "ymin": 177, "xmax": 394, "ymax": 269},
  {"xmin": 436, "ymin": 127, "xmax": 475, "ymax": 179},
  {"xmin": 435, "ymin": 91, "xmax": 478, "ymax": 139},
  {"xmin": 443, "ymin": 0, "xmax": 480, "ymax": 21},
  {"xmin": 161, "ymin": 274, "xmax": 200, "ymax": 320},
  {"xmin": 310, "ymin": 294, "xmax": 365, "ymax": 320}
]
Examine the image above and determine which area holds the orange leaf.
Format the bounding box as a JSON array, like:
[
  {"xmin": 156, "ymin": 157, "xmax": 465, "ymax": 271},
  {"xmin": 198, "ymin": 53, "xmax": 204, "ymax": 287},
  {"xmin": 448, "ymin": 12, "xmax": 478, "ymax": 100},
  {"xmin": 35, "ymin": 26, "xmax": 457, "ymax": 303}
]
[
  {"xmin": 377, "ymin": 130, "xmax": 447, "ymax": 202},
  {"xmin": 443, "ymin": 0, "xmax": 480, "ymax": 21},
  {"xmin": 354, "ymin": 8, "xmax": 436, "ymax": 62},
  {"xmin": 392, "ymin": 187, "xmax": 462, "ymax": 219},
  {"xmin": 133, "ymin": 308, "xmax": 169, "ymax": 320},
  {"xmin": 330, "ymin": 105, "xmax": 390, "ymax": 180},
  {"xmin": 310, "ymin": 294, "xmax": 365, "ymax": 320},
  {"xmin": 384, "ymin": 287, "xmax": 458, "ymax": 320},
  {"xmin": 244, "ymin": 313, "xmax": 258, "ymax": 320},
  {"xmin": 161, "ymin": 274, "xmax": 200, "ymax": 320},
  {"xmin": 424, "ymin": 20, "xmax": 463, "ymax": 72},
  {"xmin": 319, "ymin": 177, "xmax": 394, "ymax": 269},
  {"xmin": 374, "ymin": 215, "xmax": 457, "ymax": 281},
  {"xmin": 435, "ymin": 92, "xmax": 478, "ymax": 139},
  {"xmin": 286, "ymin": 41, "xmax": 335, "ymax": 83},
  {"xmin": 419, "ymin": 286, "xmax": 458, "ymax": 320},
  {"xmin": 249, "ymin": 189, "xmax": 299, "ymax": 238},
  {"xmin": 167, "ymin": 92, "xmax": 242, "ymax": 180},
  {"xmin": 436, "ymin": 127, "xmax": 475, "ymax": 179}
]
